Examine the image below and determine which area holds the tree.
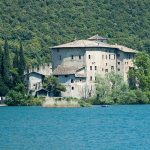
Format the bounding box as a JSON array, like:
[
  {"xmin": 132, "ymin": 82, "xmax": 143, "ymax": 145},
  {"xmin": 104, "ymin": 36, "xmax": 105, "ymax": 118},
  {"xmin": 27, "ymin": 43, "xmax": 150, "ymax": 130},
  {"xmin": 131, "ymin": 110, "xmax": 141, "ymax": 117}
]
[
  {"xmin": 13, "ymin": 49, "xmax": 19, "ymax": 69},
  {"xmin": 0, "ymin": 77, "xmax": 9, "ymax": 96},
  {"xmin": 128, "ymin": 67, "xmax": 137, "ymax": 90},
  {"xmin": 0, "ymin": 46, "xmax": 3, "ymax": 76},
  {"xmin": 43, "ymin": 76, "xmax": 66, "ymax": 96},
  {"xmin": 128, "ymin": 52, "xmax": 150, "ymax": 91},
  {"xmin": 2, "ymin": 39, "xmax": 11, "ymax": 87},
  {"xmin": 18, "ymin": 41, "xmax": 26, "ymax": 79},
  {"xmin": 95, "ymin": 72, "xmax": 129, "ymax": 104}
]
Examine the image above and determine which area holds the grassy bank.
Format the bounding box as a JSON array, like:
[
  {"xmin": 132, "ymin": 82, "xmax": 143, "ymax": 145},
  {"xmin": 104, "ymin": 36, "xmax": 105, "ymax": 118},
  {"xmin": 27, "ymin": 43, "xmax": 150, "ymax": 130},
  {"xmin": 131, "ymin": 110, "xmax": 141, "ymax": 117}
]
[{"xmin": 43, "ymin": 97, "xmax": 91, "ymax": 108}]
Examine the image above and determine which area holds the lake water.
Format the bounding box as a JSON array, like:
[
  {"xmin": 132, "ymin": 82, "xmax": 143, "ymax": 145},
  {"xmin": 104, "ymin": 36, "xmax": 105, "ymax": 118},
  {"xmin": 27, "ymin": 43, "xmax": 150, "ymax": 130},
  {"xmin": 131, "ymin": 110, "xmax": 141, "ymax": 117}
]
[{"xmin": 0, "ymin": 105, "xmax": 150, "ymax": 150}]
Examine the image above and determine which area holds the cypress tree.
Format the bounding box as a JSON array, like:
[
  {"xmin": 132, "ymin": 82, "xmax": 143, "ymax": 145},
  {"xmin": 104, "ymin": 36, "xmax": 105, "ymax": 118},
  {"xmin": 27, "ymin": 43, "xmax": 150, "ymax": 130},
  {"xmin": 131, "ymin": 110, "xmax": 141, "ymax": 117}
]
[
  {"xmin": 13, "ymin": 50, "xmax": 19, "ymax": 69},
  {"xmin": 18, "ymin": 41, "xmax": 26, "ymax": 79},
  {"xmin": 0, "ymin": 46, "xmax": 3, "ymax": 76},
  {"xmin": 3, "ymin": 39, "xmax": 11, "ymax": 86},
  {"xmin": 12, "ymin": 49, "xmax": 21, "ymax": 86}
]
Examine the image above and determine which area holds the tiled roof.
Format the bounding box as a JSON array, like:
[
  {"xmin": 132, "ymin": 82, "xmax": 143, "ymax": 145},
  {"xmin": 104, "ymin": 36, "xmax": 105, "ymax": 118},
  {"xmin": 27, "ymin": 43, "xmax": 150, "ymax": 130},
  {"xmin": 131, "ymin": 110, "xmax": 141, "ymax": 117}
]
[
  {"xmin": 52, "ymin": 40, "xmax": 110, "ymax": 49},
  {"xmin": 53, "ymin": 65, "xmax": 84, "ymax": 75},
  {"xmin": 51, "ymin": 35, "xmax": 138, "ymax": 53},
  {"xmin": 111, "ymin": 45, "xmax": 138, "ymax": 53}
]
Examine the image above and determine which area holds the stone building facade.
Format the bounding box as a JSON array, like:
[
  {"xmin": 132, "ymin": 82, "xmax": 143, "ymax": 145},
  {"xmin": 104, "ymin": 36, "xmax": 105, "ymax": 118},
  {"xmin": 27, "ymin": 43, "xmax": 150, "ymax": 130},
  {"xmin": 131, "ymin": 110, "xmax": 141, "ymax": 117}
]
[
  {"xmin": 51, "ymin": 35, "xmax": 137, "ymax": 98},
  {"xmin": 29, "ymin": 63, "xmax": 52, "ymax": 76}
]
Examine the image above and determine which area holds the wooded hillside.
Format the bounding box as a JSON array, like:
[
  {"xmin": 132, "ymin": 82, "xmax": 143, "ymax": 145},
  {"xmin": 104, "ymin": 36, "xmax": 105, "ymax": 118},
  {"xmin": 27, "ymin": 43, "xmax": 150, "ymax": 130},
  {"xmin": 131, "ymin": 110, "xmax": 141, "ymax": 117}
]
[{"xmin": 0, "ymin": 0, "xmax": 150, "ymax": 67}]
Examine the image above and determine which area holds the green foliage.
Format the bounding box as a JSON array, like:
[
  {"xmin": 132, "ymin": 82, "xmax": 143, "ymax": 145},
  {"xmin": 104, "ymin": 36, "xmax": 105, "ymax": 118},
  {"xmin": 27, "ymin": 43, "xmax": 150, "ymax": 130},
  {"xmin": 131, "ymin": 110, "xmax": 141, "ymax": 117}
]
[
  {"xmin": 79, "ymin": 100, "xmax": 91, "ymax": 107},
  {"xmin": 134, "ymin": 89, "xmax": 149, "ymax": 104},
  {"xmin": 133, "ymin": 52, "xmax": 150, "ymax": 90},
  {"xmin": 128, "ymin": 51, "xmax": 150, "ymax": 100},
  {"xmin": 1, "ymin": 0, "xmax": 150, "ymax": 66},
  {"xmin": 13, "ymin": 49, "xmax": 19, "ymax": 68},
  {"xmin": 94, "ymin": 72, "xmax": 150, "ymax": 105},
  {"xmin": 43, "ymin": 76, "xmax": 66, "ymax": 96},
  {"xmin": 25, "ymin": 98, "xmax": 44, "ymax": 106},
  {"xmin": 0, "ymin": 46, "xmax": 3, "ymax": 74},
  {"xmin": 2, "ymin": 39, "xmax": 11, "ymax": 87},
  {"xmin": 119, "ymin": 90, "xmax": 149, "ymax": 104},
  {"xmin": 5, "ymin": 83, "xmax": 26, "ymax": 106},
  {"xmin": 0, "ymin": 77, "xmax": 9, "ymax": 96},
  {"xmin": 18, "ymin": 41, "xmax": 26, "ymax": 78},
  {"xmin": 5, "ymin": 82, "xmax": 44, "ymax": 106},
  {"xmin": 0, "ymin": 41, "xmax": 28, "ymax": 107},
  {"xmin": 95, "ymin": 72, "xmax": 129, "ymax": 104}
]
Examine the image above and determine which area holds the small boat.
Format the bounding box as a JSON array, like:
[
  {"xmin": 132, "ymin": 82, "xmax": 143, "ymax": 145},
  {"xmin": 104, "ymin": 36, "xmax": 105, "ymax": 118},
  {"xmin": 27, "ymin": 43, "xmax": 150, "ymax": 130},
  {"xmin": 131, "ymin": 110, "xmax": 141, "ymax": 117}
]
[{"xmin": 101, "ymin": 105, "xmax": 109, "ymax": 107}]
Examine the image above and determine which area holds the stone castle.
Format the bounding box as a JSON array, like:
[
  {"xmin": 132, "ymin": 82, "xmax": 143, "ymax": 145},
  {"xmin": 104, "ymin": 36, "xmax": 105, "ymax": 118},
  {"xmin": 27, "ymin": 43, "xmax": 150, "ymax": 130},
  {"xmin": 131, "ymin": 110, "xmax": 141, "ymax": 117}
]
[{"xmin": 51, "ymin": 35, "xmax": 137, "ymax": 98}]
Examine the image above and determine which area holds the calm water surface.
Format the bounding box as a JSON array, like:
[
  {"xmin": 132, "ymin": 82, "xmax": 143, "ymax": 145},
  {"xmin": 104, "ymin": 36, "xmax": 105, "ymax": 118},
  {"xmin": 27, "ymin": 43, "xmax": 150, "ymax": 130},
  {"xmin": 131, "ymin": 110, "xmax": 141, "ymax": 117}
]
[{"xmin": 0, "ymin": 105, "xmax": 150, "ymax": 150}]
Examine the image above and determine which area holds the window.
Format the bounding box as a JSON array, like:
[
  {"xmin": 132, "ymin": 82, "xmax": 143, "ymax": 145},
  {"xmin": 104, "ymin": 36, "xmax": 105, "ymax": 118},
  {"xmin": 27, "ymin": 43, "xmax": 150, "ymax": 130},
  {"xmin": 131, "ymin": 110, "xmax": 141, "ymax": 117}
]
[
  {"xmin": 109, "ymin": 54, "xmax": 111, "ymax": 59},
  {"xmin": 102, "ymin": 68, "xmax": 104, "ymax": 71},
  {"xmin": 89, "ymin": 92, "xmax": 91, "ymax": 97},
  {"xmin": 106, "ymin": 63, "xmax": 107, "ymax": 66},
  {"xmin": 71, "ymin": 79, "xmax": 74, "ymax": 83},
  {"xmin": 80, "ymin": 79, "xmax": 82, "ymax": 82},
  {"xmin": 102, "ymin": 55, "xmax": 104, "ymax": 59},
  {"xmin": 71, "ymin": 55, "xmax": 74, "ymax": 59},
  {"xmin": 118, "ymin": 62, "xmax": 120, "ymax": 65},
  {"xmin": 114, "ymin": 54, "xmax": 116, "ymax": 59},
  {"xmin": 105, "ymin": 69, "xmax": 108, "ymax": 73},
  {"xmin": 117, "ymin": 54, "xmax": 120, "ymax": 57},
  {"xmin": 111, "ymin": 66, "xmax": 114, "ymax": 70},
  {"xmin": 65, "ymin": 75, "xmax": 68, "ymax": 78},
  {"xmin": 79, "ymin": 55, "xmax": 81, "ymax": 59},
  {"xmin": 129, "ymin": 54, "xmax": 131, "ymax": 59},
  {"xmin": 59, "ymin": 55, "xmax": 61, "ymax": 60},
  {"xmin": 95, "ymin": 66, "xmax": 97, "ymax": 70},
  {"xmin": 90, "ymin": 66, "xmax": 92, "ymax": 70},
  {"xmin": 90, "ymin": 76, "xmax": 92, "ymax": 81},
  {"xmin": 118, "ymin": 68, "xmax": 120, "ymax": 71},
  {"xmin": 89, "ymin": 55, "xmax": 91, "ymax": 59},
  {"xmin": 72, "ymin": 87, "xmax": 74, "ymax": 90}
]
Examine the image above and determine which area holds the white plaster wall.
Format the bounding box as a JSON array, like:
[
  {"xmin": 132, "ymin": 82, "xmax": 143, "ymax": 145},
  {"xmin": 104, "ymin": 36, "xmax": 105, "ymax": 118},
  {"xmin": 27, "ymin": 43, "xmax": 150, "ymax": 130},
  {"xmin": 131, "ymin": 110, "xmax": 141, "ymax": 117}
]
[
  {"xmin": 29, "ymin": 74, "xmax": 43, "ymax": 90},
  {"xmin": 85, "ymin": 47, "xmax": 117, "ymax": 82},
  {"xmin": 57, "ymin": 75, "xmax": 87, "ymax": 98},
  {"xmin": 122, "ymin": 53, "xmax": 135, "ymax": 81},
  {"xmin": 52, "ymin": 48, "xmax": 86, "ymax": 69}
]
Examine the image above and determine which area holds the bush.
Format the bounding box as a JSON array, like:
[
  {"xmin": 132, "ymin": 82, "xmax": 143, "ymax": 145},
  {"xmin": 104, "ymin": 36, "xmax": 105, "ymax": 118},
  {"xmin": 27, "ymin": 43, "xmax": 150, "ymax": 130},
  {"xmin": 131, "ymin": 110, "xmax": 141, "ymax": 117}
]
[
  {"xmin": 134, "ymin": 90, "xmax": 149, "ymax": 104},
  {"xmin": 25, "ymin": 98, "xmax": 44, "ymax": 106},
  {"xmin": 5, "ymin": 89, "xmax": 44, "ymax": 106},
  {"xmin": 79, "ymin": 100, "xmax": 91, "ymax": 107},
  {"xmin": 5, "ymin": 90, "xmax": 26, "ymax": 106},
  {"xmin": 119, "ymin": 90, "xmax": 137, "ymax": 104}
]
